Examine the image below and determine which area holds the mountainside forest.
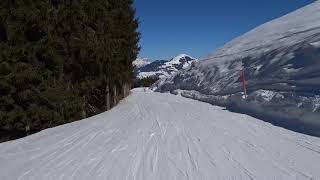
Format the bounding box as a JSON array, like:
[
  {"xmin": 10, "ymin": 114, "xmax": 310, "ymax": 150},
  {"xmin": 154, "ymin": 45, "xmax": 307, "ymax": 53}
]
[{"xmin": 0, "ymin": 0, "xmax": 140, "ymax": 141}]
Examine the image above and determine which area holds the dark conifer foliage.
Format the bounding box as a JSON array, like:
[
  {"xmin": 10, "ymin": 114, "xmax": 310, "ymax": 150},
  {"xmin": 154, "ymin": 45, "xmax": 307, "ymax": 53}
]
[{"xmin": 0, "ymin": 0, "xmax": 140, "ymax": 137}]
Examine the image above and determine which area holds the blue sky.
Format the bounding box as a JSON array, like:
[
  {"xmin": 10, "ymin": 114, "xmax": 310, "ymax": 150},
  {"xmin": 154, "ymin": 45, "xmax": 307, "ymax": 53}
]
[{"xmin": 133, "ymin": 0, "xmax": 314, "ymax": 60}]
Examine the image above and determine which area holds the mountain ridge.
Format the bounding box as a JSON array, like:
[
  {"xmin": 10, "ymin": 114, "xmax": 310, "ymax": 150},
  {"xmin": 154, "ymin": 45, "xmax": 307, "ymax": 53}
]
[
  {"xmin": 133, "ymin": 54, "xmax": 198, "ymax": 80},
  {"xmin": 154, "ymin": 1, "xmax": 320, "ymax": 136}
]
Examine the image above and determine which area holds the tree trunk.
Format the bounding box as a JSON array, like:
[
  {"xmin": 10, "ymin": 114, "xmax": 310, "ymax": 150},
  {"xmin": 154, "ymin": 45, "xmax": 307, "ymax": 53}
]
[
  {"xmin": 81, "ymin": 96, "xmax": 86, "ymax": 118},
  {"xmin": 123, "ymin": 82, "xmax": 130, "ymax": 98},
  {"xmin": 25, "ymin": 123, "xmax": 30, "ymax": 136},
  {"xmin": 113, "ymin": 86, "xmax": 117, "ymax": 106},
  {"xmin": 106, "ymin": 85, "xmax": 110, "ymax": 110}
]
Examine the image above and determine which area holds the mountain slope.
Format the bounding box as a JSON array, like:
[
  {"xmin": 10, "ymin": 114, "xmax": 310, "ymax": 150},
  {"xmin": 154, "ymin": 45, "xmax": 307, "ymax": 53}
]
[
  {"xmin": 154, "ymin": 1, "xmax": 320, "ymax": 135},
  {"xmin": 134, "ymin": 54, "xmax": 197, "ymax": 79},
  {"xmin": 1, "ymin": 89, "xmax": 320, "ymax": 180}
]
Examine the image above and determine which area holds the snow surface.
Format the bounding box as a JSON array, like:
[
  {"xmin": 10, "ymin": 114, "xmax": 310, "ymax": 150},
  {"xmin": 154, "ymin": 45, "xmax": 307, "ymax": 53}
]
[{"xmin": 1, "ymin": 89, "xmax": 320, "ymax": 180}]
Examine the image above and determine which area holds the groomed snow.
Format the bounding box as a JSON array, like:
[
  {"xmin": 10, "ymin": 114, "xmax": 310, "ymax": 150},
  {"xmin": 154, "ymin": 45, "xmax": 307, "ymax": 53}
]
[{"xmin": 1, "ymin": 89, "xmax": 320, "ymax": 180}]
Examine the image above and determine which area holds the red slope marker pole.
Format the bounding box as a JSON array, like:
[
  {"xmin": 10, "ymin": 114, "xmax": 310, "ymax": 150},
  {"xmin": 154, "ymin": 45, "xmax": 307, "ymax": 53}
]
[{"xmin": 240, "ymin": 69, "xmax": 247, "ymax": 99}]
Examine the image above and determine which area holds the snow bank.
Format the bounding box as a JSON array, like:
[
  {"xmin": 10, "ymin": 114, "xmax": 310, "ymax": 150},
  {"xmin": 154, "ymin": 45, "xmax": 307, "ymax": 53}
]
[{"xmin": 170, "ymin": 89, "xmax": 320, "ymax": 137}]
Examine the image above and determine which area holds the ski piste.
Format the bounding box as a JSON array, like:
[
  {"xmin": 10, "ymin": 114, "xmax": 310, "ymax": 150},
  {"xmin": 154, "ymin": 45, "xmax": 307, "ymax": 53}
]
[{"xmin": 1, "ymin": 89, "xmax": 320, "ymax": 180}]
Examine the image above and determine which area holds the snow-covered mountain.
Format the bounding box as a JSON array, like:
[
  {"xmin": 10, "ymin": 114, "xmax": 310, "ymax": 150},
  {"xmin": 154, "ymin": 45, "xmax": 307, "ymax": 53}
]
[
  {"xmin": 134, "ymin": 54, "xmax": 197, "ymax": 79},
  {"xmin": 154, "ymin": 1, "xmax": 320, "ymax": 136},
  {"xmin": 133, "ymin": 58, "xmax": 151, "ymax": 68}
]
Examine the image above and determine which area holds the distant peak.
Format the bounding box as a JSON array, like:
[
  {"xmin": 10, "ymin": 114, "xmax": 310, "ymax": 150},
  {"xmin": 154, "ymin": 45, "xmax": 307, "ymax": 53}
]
[
  {"xmin": 170, "ymin": 54, "xmax": 197, "ymax": 62},
  {"xmin": 133, "ymin": 58, "xmax": 151, "ymax": 68}
]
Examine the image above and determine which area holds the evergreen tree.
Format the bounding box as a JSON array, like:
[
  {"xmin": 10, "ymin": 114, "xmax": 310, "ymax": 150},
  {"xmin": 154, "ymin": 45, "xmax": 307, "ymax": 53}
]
[{"xmin": 0, "ymin": 0, "xmax": 139, "ymax": 138}]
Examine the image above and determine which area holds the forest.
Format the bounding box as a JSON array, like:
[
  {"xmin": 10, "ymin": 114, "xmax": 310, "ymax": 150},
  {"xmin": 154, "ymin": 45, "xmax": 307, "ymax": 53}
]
[{"xmin": 0, "ymin": 0, "xmax": 140, "ymax": 140}]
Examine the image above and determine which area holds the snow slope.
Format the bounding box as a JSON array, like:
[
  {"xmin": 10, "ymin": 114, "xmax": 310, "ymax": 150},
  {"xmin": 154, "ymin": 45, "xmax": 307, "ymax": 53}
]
[
  {"xmin": 1, "ymin": 89, "xmax": 320, "ymax": 180},
  {"xmin": 154, "ymin": 1, "xmax": 320, "ymax": 134},
  {"xmin": 134, "ymin": 54, "xmax": 197, "ymax": 79}
]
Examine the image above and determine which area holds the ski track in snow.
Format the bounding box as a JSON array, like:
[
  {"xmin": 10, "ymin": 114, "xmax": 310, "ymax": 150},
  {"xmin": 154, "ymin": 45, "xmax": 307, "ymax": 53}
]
[{"xmin": 1, "ymin": 88, "xmax": 320, "ymax": 180}]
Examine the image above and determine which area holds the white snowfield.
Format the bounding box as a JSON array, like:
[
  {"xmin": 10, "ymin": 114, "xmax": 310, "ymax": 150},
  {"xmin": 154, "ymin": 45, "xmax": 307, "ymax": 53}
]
[{"xmin": 1, "ymin": 89, "xmax": 320, "ymax": 180}]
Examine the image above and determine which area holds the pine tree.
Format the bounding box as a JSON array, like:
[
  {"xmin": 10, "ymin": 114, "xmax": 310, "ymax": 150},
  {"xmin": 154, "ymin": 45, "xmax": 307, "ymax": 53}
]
[{"xmin": 0, "ymin": 0, "xmax": 139, "ymax": 138}]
